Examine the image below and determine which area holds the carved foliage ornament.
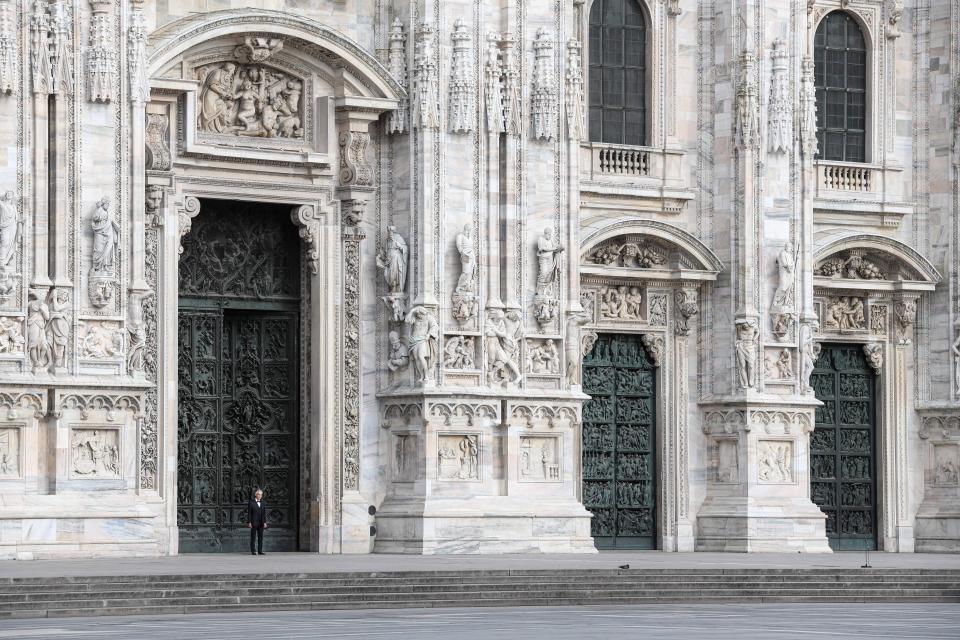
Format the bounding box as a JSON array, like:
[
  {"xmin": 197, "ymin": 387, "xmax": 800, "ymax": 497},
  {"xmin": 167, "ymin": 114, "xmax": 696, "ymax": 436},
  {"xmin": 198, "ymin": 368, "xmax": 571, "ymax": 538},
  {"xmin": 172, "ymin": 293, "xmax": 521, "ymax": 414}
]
[
  {"xmin": 586, "ymin": 238, "xmax": 668, "ymax": 269},
  {"xmin": 448, "ymin": 19, "xmax": 474, "ymax": 134},
  {"xmin": 0, "ymin": 0, "xmax": 15, "ymax": 95},
  {"xmin": 531, "ymin": 28, "xmax": 557, "ymax": 140},
  {"xmin": 338, "ymin": 131, "xmax": 372, "ymax": 186},
  {"xmin": 815, "ymin": 250, "xmax": 887, "ymax": 280}
]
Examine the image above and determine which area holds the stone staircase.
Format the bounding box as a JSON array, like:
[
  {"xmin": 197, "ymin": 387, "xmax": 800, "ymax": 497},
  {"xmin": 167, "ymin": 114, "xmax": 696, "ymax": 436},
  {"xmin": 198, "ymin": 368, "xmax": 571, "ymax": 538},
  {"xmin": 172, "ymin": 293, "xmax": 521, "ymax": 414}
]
[{"xmin": 1, "ymin": 568, "xmax": 958, "ymax": 619}]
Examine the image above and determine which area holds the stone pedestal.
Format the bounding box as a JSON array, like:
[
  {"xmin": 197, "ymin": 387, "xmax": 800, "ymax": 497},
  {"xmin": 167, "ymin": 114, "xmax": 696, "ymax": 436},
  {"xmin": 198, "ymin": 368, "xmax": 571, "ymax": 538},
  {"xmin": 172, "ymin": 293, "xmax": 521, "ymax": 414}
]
[
  {"xmin": 373, "ymin": 396, "xmax": 595, "ymax": 554},
  {"xmin": 696, "ymin": 399, "xmax": 831, "ymax": 553}
]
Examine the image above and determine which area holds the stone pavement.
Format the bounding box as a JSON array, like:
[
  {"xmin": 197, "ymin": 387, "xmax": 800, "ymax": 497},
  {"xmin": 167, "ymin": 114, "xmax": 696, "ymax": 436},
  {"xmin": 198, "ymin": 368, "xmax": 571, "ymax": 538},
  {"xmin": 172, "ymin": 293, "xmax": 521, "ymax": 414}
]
[{"xmin": 2, "ymin": 551, "xmax": 959, "ymax": 579}]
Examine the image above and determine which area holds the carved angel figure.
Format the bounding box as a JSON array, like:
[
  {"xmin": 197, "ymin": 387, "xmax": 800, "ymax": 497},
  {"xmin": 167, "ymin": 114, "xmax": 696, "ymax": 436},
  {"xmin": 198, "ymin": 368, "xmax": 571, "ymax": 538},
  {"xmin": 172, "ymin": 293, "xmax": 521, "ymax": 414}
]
[
  {"xmin": 377, "ymin": 226, "xmax": 408, "ymax": 294},
  {"xmin": 90, "ymin": 197, "xmax": 119, "ymax": 274},
  {"xmin": 405, "ymin": 306, "xmax": 438, "ymax": 383},
  {"xmin": 0, "ymin": 191, "xmax": 20, "ymax": 267}
]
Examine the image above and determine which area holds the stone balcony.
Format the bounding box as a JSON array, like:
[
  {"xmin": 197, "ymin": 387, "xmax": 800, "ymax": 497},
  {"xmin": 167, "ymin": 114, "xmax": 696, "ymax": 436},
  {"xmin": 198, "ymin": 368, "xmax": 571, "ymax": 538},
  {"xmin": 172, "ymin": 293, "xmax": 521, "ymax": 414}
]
[
  {"xmin": 578, "ymin": 143, "xmax": 694, "ymax": 215},
  {"xmin": 813, "ymin": 160, "xmax": 912, "ymax": 228}
]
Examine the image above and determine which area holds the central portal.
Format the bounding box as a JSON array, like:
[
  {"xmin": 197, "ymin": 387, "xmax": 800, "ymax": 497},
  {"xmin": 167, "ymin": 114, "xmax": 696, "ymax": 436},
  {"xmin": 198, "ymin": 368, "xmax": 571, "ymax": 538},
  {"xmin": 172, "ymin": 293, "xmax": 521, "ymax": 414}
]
[{"xmin": 177, "ymin": 200, "xmax": 302, "ymax": 553}]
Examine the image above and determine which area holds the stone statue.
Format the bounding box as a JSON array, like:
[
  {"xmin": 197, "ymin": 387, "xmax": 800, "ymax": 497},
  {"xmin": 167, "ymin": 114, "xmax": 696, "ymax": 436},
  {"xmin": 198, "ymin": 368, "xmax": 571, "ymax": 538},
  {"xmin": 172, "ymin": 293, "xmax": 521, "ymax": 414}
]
[
  {"xmin": 405, "ymin": 306, "xmax": 438, "ymax": 383},
  {"xmin": 485, "ymin": 308, "xmax": 522, "ymax": 385},
  {"xmin": 198, "ymin": 63, "xmax": 238, "ymax": 133},
  {"xmin": 800, "ymin": 320, "xmax": 820, "ymax": 393},
  {"xmin": 564, "ymin": 311, "xmax": 590, "ymax": 386},
  {"xmin": 0, "ymin": 191, "xmax": 20, "ymax": 267},
  {"xmin": 377, "ymin": 226, "xmax": 408, "ymax": 294},
  {"xmin": 27, "ymin": 288, "xmax": 51, "ymax": 373},
  {"xmin": 454, "ymin": 224, "xmax": 475, "ymax": 293},
  {"xmin": 535, "ymin": 227, "xmax": 563, "ymax": 295},
  {"xmin": 735, "ymin": 318, "xmax": 758, "ymax": 389},
  {"xmin": 386, "ymin": 330, "xmax": 409, "ymax": 372},
  {"xmin": 771, "ymin": 241, "xmax": 797, "ymax": 309},
  {"xmin": 90, "ymin": 197, "xmax": 119, "ymax": 274},
  {"xmin": 953, "ymin": 326, "xmax": 960, "ymax": 396},
  {"xmin": 47, "ymin": 288, "xmax": 69, "ymax": 372}
]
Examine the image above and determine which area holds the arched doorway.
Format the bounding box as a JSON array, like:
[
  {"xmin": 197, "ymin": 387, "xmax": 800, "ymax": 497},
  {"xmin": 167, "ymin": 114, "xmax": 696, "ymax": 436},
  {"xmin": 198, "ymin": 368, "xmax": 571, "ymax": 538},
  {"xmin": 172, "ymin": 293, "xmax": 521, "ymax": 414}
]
[{"xmin": 176, "ymin": 199, "xmax": 302, "ymax": 552}]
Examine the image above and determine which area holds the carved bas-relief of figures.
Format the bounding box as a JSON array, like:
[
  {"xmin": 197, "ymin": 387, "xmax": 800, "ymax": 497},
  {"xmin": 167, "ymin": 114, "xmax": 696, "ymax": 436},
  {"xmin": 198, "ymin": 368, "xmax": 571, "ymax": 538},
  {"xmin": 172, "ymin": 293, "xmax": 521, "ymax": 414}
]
[
  {"xmin": 386, "ymin": 330, "xmax": 409, "ymax": 373},
  {"xmin": 735, "ymin": 318, "xmax": 759, "ymax": 390},
  {"xmin": 405, "ymin": 306, "xmax": 438, "ymax": 384},
  {"xmin": 823, "ymin": 296, "xmax": 866, "ymax": 331},
  {"xmin": 78, "ymin": 320, "xmax": 122, "ymax": 359},
  {"xmin": 486, "ymin": 308, "xmax": 522, "ymax": 386},
  {"xmin": 527, "ymin": 338, "xmax": 560, "ymax": 374},
  {"xmin": 933, "ymin": 446, "xmax": 959, "ymax": 486},
  {"xmin": 520, "ymin": 436, "xmax": 560, "ymax": 481},
  {"xmin": 0, "ymin": 190, "xmax": 21, "ymax": 301},
  {"xmin": 443, "ymin": 335, "xmax": 475, "ymax": 370},
  {"xmin": 27, "ymin": 288, "xmax": 51, "ymax": 374},
  {"xmin": 196, "ymin": 56, "xmax": 304, "ymax": 139},
  {"xmin": 758, "ymin": 441, "xmax": 793, "ymax": 483},
  {"xmin": 452, "ymin": 224, "xmax": 477, "ymax": 324},
  {"xmin": 378, "ymin": 226, "xmax": 408, "ymax": 321},
  {"xmin": 0, "ymin": 316, "xmax": 24, "ymax": 354},
  {"xmin": 0, "ymin": 428, "xmax": 20, "ymax": 478},
  {"xmin": 88, "ymin": 197, "xmax": 118, "ymax": 309},
  {"xmin": 438, "ymin": 434, "xmax": 479, "ymax": 480},
  {"xmin": 71, "ymin": 429, "xmax": 120, "ymax": 478},
  {"xmin": 599, "ymin": 285, "xmax": 642, "ymax": 321},
  {"xmin": 766, "ymin": 348, "xmax": 793, "ymax": 381}
]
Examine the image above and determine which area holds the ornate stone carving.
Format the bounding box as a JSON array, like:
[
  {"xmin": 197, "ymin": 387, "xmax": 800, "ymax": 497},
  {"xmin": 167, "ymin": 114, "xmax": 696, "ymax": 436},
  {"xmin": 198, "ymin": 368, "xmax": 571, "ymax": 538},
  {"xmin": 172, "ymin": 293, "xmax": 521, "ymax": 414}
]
[
  {"xmin": 175, "ymin": 196, "xmax": 200, "ymax": 256},
  {"xmin": 666, "ymin": 0, "xmax": 682, "ymax": 16},
  {"xmin": 531, "ymin": 28, "xmax": 557, "ymax": 140},
  {"xmin": 26, "ymin": 287, "xmax": 50, "ymax": 373},
  {"xmin": 234, "ymin": 36, "xmax": 283, "ymax": 63},
  {"xmin": 735, "ymin": 318, "xmax": 759, "ymax": 389},
  {"xmin": 0, "ymin": 427, "xmax": 19, "ymax": 477},
  {"xmin": 823, "ymin": 296, "xmax": 866, "ymax": 331},
  {"xmin": 598, "ymin": 286, "xmax": 643, "ymax": 321},
  {"xmin": 71, "ymin": 428, "xmax": 120, "ymax": 478},
  {"xmin": 485, "ymin": 308, "xmax": 522, "ymax": 386},
  {"xmin": 527, "ymin": 338, "xmax": 560, "ymax": 374},
  {"xmin": 862, "ymin": 343, "xmax": 883, "ymax": 374},
  {"xmin": 413, "ymin": 22, "xmax": 440, "ymax": 130},
  {"xmin": 771, "ymin": 312, "xmax": 794, "ymax": 342},
  {"xmin": 78, "ymin": 319, "xmax": 122, "ymax": 359},
  {"xmin": 674, "ymin": 288, "xmax": 699, "ymax": 336},
  {"xmin": 484, "ymin": 32, "xmax": 504, "ymax": 134},
  {"xmin": 127, "ymin": 0, "xmax": 147, "ymax": 105},
  {"xmin": 766, "ymin": 348, "xmax": 794, "ymax": 380},
  {"xmin": 145, "ymin": 114, "xmax": 171, "ymax": 171},
  {"xmin": 0, "ymin": 316, "xmax": 23, "ymax": 354},
  {"xmin": 290, "ymin": 203, "xmax": 321, "ymax": 275},
  {"xmin": 767, "ymin": 38, "xmax": 791, "ymax": 154},
  {"xmin": 953, "ymin": 327, "xmax": 960, "ymax": 397},
  {"xmin": 47, "ymin": 287, "xmax": 68, "ymax": 372},
  {"xmin": 0, "ymin": 191, "xmax": 20, "ymax": 301},
  {"xmin": 338, "ymin": 130, "xmax": 373, "ymax": 186},
  {"xmin": 886, "ymin": 0, "xmax": 904, "ymax": 39},
  {"xmin": 641, "ymin": 334, "xmax": 664, "ymax": 367},
  {"xmin": 127, "ymin": 291, "xmax": 151, "ymax": 376},
  {"xmin": 566, "ymin": 39, "xmax": 584, "ymax": 141},
  {"xmin": 452, "ymin": 224, "xmax": 477, "ymax": 324},
  {"xmin": 648, "ymin": 294, "xmax": 668, "ymax": 326},
  {"xmin": 386, "ymin": 19, "xmax": 408, "ymax": 135},
  {"xmin": 0, "ymin": 0, "xmax": 14, "ymax": 95},
  {"xmin": 342, "ymin": 227, "xmax": 362, "ymax": 490},
  {"xmin": 86, "ymin": 0, "xmax": 115, "ymax": 103},
  {"xmin": 772, "ymin": 241, "xmax": 798, "ymax": 309},
  {"xmin": 758, "ymin": 441, "xmax": 793, "ymax": 483},
  {"xmin": 437, "ymin": 434, "xmax": 479, "ymax": 480},
  {"xmin": 500, "ymin": 32, "xmax": 521, "ymax": 135},
  {"xmin": 448, "ymin": 19, "xmax": 474, "ymax": 134},
  {"xmin": 46, "ymin": 0, "xmax": 73, "ymax": 95},
  {"xmin": 520, "ymin": 436, "xmax": 560, "ymax": 481},
  {"xmin": 444, "ymin": 335, "xmax": 475, "ymax": 370},
  {"xmin": 894, "ymin": 299, "xmax": 917, "ymax": 344},
  {"xmin": 586, "ymin": 239, "xmax": 668, "ymax": 268},
  {"xmin": 145, "ymin": 186, "xmax": 164, "ymax": 228},
  {"xmin": 799, "ymin": 55, "xmax": 818, "ymax": 155},
  {"xmin": 564, "ymin": 311, "xmax": 590, "ymax": 386},
  {"xmin": 387, "ymin": 330, "xmax": 409, "ymax": 372},
  {"xmin": 533, "ymin": 228, "xmax": 563, "ymax": 329},
  {"xmin": 30, "ymin": 0, "xmax": 51, "ymax": 94},
  {"xmin": 378, "ymin": 226, "xmax": 408, "ymax": 320},
  {"xmin": 815, "ymin": 250, "xmax": 886, "ymax": 280},
  {"xmin": 871, "ymin": 305, "xmax": 887, "ymax": 334},
  {"xmin": 735, "ymin": 49, "xmax": 758, "ymax": 150},
  {"xmin": 933, "ymin": 445, "xmax": 959, "ymax": 486},
  {"xmin": 196, "ymin": 61, "xmax": 303, "ymax": 138},
  {"xmin": 799, "ymin": 320, "xmax": 820, "ymax": 394},
  {"xmin": 405, "ymin": 306, "xmax": 439, "ymax": 383},
  {"xmin": 88, "ymin": 197, "xmax": 118, "ymax": 309}
]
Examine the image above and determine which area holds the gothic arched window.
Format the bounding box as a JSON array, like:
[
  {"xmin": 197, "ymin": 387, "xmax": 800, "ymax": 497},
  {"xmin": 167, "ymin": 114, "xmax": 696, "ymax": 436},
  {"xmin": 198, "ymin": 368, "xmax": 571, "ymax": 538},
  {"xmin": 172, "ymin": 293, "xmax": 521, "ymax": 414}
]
[
  {"xmin": 589, "ymin": 0, "xmax": 648, "ymax": 146},
  {"xmin": 814, "ymin": 11, "xmax": 868, "ymax": 162}
]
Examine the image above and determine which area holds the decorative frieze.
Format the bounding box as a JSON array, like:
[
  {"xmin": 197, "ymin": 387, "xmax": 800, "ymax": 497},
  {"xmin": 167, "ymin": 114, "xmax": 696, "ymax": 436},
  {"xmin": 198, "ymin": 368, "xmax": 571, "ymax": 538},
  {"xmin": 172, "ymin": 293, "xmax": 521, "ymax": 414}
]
[
  {"xmin": 413, "ymin": 22, "xmax": 440, "ymax": 130},
  {"xmin": 386, "ymin": 19, "xmax": 408, "ymax": 134},
  {"xmin": 531, "ymin": 28, "xmax": 557, "ymax": 141},
  {"xmin": 484, "ymin": 32, "xmax": 504, "ymax": 134},
  {"xmin": 87, "ymin": 0, "xmax": 115, "ymax": 103},
  {"xmin": 565, "ymin": 39, "xmax": 584, "ymax": 141},
  {"xmin": 0, "ymin": 0, "xmax": 15, "ymax": 95},
  {"xmin": 767, "ymin": 38, "xmax": 791, "ymax": 154},
  {"xmin": 448, "ymin": 19, "xmax": 474, "ymax": 134}
]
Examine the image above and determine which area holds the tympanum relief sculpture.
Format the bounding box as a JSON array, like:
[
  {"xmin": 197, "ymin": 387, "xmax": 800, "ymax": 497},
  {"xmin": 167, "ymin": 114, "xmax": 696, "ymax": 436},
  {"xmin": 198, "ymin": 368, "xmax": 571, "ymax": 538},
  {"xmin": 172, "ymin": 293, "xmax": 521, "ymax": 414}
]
[
  {"xmin": 485, "ymin": 308, "xmax": 522, "ymax": 386},
  {"xmin": 405, "ymin": 306, "xmax": 438, "ymax": 384},
  {"xmin": 816, "ymin": 251, "xmax": 886, "ymax": 280},
  {"xmin": 586, "ymin": 239, "xmax": 667, "ymax": 268},
  {"xmin": 823, "ymin": 296, "xmax": 866, "ymax": 331},
  {"xmin": 533, "ymin": 228, "xmax": 563, "ymax": 329},
  {"xmin": 452, "ymin": 224, "xmax": 477, "ymax": 324},
  {"xmin": 71, "ymin": 429, "xmax": 120, "ymax": 478},
  {"xmin": 443, "ymin": 335, "xmax": 475, "ymax": 370},
  {"xmin": 0, "ymin": 190, "xmax": 21, "ymax": 302},
  {"xmin": 88, "ymin": 197, "xmax": 118, "ymax": 309},
  {"xmin": 438, "ymin": 434, "xmax": 479, "ymax": 480},
  {"xmin": 378, "ymin": 226, "xmax": 408, "ymax": 321},
  {"xmin": 196, "ymin": 48, "xmax": 304, "ymax": 139}
]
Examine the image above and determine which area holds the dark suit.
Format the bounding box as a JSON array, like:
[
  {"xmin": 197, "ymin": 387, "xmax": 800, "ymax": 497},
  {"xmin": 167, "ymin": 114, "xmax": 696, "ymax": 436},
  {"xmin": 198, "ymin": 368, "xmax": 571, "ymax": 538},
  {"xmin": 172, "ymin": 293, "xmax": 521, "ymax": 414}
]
[{"xmin": 248, "ymin": 498, "xmax": 267, "ymax": 554}]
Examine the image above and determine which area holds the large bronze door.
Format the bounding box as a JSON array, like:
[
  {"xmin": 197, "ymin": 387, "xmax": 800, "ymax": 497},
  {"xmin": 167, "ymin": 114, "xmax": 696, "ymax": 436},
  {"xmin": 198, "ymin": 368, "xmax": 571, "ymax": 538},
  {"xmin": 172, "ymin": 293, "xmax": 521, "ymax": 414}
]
[
  {"xmin": 177, "ymin": 200, "xmax": 301, "ymax": 553},
  {"xmin": 810, "ymin": 344, "xmax": 878, "ymax": 551},
  {"xmin": 581, "ymin": 334, "xmax": 657, "ymax": 549}
]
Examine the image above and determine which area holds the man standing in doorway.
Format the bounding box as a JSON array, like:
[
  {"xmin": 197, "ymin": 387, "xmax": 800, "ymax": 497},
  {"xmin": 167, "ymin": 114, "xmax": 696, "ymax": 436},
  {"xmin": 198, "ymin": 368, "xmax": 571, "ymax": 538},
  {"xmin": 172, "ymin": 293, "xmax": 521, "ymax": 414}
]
[{"xmin": 247, "ymin": 488, "xmax": 268, "ymax": 556}]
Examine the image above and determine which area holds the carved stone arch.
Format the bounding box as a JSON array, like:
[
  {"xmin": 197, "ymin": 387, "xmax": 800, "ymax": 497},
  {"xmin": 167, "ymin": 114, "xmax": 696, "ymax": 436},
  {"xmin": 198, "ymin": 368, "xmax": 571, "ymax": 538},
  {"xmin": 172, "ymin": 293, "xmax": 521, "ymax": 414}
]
[
  {"xmin": 581, "ymin": 220, "xmax": 724, "ymax": 279},
  {"xmin": 146, "ymin": 9, "xmax": 403, "ymax": 102},
  {"xmin": 814, "ymin": 233, "xmax": 942, "ymax": 289}
]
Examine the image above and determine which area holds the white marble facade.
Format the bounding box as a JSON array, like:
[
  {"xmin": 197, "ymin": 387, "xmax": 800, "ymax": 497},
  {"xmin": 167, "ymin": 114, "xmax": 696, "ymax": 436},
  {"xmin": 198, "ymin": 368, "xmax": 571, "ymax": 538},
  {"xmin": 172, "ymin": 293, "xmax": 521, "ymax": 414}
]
[{"xmin": 0, "ymin": 0, "xmax": 956, "ymax": 558}]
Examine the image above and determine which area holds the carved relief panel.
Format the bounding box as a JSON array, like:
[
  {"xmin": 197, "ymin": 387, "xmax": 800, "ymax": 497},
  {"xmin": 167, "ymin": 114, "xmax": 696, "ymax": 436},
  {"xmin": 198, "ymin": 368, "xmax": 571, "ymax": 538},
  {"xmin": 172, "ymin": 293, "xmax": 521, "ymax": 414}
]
[
  {"xmin": 437, "ymin": 434, "xmax": 480, "ymax": 481},
  {"xmin": 0, "ymin": 426, "xmax": 21, "ymax": 478},
  {"xmin": 70, "ymin": 428, "xmax": 121, "ymax": 479},
  {"xmin": 757, "ymin": 440, "xmax": 794, "ymax": 484},
  {"xmin": 519, "ymin": 435, "xmax": 561, "ymax": 482}
]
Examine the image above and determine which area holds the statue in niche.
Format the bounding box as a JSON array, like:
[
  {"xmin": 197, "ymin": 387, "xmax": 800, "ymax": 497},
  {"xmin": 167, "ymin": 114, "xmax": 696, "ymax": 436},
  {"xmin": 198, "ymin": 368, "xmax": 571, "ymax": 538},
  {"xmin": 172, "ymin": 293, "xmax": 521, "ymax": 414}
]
[
  {"xmin": 26, "ymin": 288, "xmax": 51, "ymax": 374},
  {"xmin": 90, "ymin": 197, "xmax": 118, "ymax": 275},
  {"xmin": 386, "ymin": 330, "xmax": 409, "ymax": 372},
  {"xmin": 535, "ymin": 227, "xmax": 563, "ymax": 296},
  {"xmin": 405, "ymin": 306, "xmax": 439, "ymax": 383},
  {"xmin": 799, "ymin": 320, "xmax": 820, "ymax": 394},
  {"xmin": 771, "ymin": 241, "xmax": 797, "ymax": 309},
  {"xmin": 485, "ymin": 308, "xmax": 522, "ymax": 385},
  {"xmin": 735, "ymin": 318, "xmax": 758, "ymax": 389},
  {"xmin": 47, "ymin": 288, "xmax": 69, "ymax": 373},
  {"xmin": 0, "ymin": 191, "xmax": 20, "ymax": 267},
  {"xmin": 454, "ymin": 224, "xmax": 475, "ymax": 293},
  {"xmin": 443, "ymin": 335, "xmax": 474, "ymax": 369},
  {"xmin": 377, "ymin": 226, "xmax": 408, "ymax": 295}
]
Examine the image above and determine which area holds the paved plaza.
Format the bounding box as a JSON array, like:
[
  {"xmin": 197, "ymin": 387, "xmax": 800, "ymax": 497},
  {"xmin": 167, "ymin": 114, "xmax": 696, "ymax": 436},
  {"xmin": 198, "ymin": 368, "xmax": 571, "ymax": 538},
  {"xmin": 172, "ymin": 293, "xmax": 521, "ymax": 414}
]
[{"xmin": 1, "ymin": 604, "xmax": 958, "ymax": 640}]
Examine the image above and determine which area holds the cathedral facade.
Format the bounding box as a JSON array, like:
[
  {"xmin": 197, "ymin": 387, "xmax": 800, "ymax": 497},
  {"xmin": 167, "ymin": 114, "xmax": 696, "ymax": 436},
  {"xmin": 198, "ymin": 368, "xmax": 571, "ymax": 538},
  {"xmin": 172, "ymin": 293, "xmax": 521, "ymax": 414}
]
[{"xmin": 0, "ymin": 0, "xmax": 957, "ymax": 558}]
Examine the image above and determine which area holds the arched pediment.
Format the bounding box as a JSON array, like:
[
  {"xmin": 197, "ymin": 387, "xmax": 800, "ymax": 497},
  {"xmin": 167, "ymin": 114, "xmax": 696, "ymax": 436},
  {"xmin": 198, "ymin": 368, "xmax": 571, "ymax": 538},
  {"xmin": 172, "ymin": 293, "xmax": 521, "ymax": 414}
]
[
  {"xmin": 814, "ymin": 234, "xmax": 941, "ymax": 290},
  {"xmin": 148, "ymin": 9, "xmax": 403, "ymax": 101},
  {"xmin": 581, "ymin": 220, "xmax": 723, "ymax": 280}
]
